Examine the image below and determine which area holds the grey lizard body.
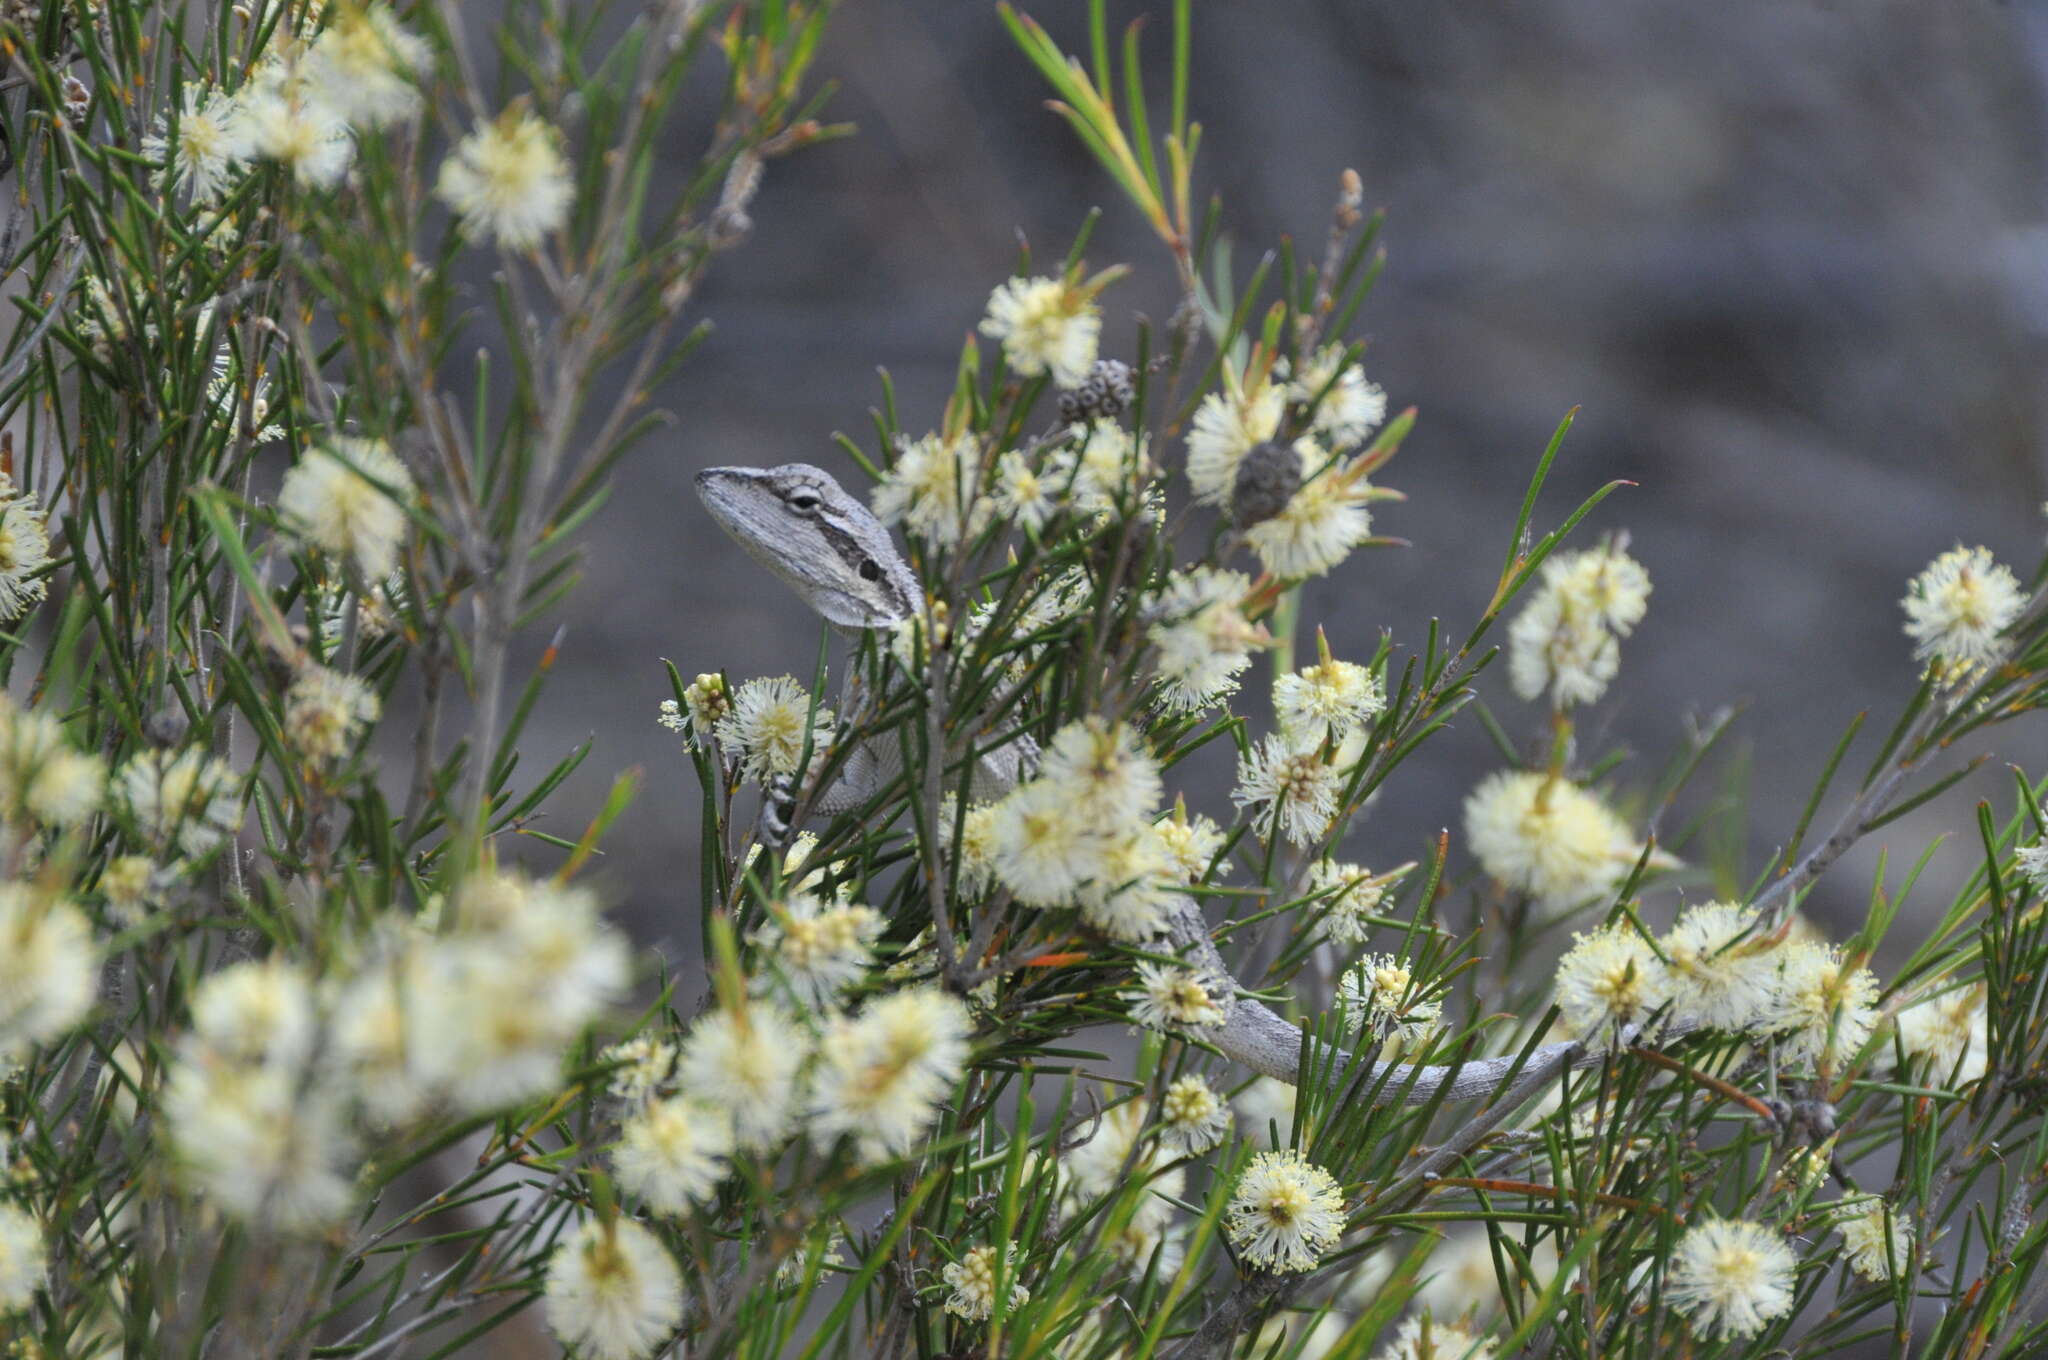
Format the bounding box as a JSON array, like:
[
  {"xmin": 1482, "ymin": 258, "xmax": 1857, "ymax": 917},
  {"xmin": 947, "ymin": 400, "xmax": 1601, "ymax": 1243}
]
[{"xmin": 693, "ymin": 461, "xmax": 1645, "ymax": 1109}]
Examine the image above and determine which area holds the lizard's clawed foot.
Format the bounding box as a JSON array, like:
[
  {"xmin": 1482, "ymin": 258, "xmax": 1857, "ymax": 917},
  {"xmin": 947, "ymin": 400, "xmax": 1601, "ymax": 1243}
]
[{"xmin": 757, "ymin": 773, "xmax": 798, "ymax": 848}]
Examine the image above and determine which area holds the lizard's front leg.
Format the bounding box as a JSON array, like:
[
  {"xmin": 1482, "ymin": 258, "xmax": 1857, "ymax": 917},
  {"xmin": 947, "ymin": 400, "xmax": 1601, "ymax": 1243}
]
[{"xmin": 757, "ymin": 664, "xmax": 886, "ymax": 844}]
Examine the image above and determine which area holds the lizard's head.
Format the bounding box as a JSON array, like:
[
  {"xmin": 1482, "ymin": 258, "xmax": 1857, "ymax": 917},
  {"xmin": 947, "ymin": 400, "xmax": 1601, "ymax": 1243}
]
[{"xmin": 695, "ymin": 463, "xmax": 919, "ymax": 630}]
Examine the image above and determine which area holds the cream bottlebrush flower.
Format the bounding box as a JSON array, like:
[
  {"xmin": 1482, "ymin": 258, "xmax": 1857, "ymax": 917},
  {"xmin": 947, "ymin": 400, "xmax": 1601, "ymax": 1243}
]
[
  {"xmin": 174, "ymin": 954, "xmax": 358, "ymax": 1228},
  {"xmin": 677, "ymin": 998, "xmax": 810, "ymax": 1151},
  {"xmin": 0, "ymin": 1204, "xmax": 44, "ymax": 1311},
  {"xmin": 191, "ymin": 958, "xmax": 316, "ymax": 1066},
  {"xmin": 438, "ymin": 107, "xmax": 574, "ymax": 250},
  {"xmin": 144, "ymin": 82, "xmax": 251, "ymax": 202},
  {"xmin": 1128, "ymin": 962, "xmax": 1228, "ymax": 1031},
  {"xmin": 242, "ymin": 77, "xmax": 353, "ymax": 188},
  {"xmin": 1763, "ymin": 941, "xmax": 1881, "ymax": 1070},
  {"xmin": 1146, "ymin": 567, "xmax": 1267, "ymax": 713},
  {"xmin": 1233, "ymin": 735, "xmax": 1342, "ymax": 847},
  {"xmin": 613, "ymin": 1095, "xmax": 734, "ymax": 1215},
  {"xmin": 1078, "ymin": 825, "xmax": 1176, "ymax": 941},
  {"xmin": 751, "ymin": 891, "xmax": 882, "ymax": 1010},
  {"xmin": 1373, "ymin": 1317, "xmax": 1496, "ymax": 1360},
  {"xmin": 1545, "ymin": 543, "xmax": 1653, "ymax": 633},
  {"xmin": 1234, "ymin": 1077, "xmax": 1296, "ymax": 1148},
  {"xmin": 118, "ymin": 747, "xmax": 243, "ymax": 857},
  {"xmin": 775, "ymin": 1226, "xmax": 849, "ymax": 1287},
  {"xmin": 1185, "ymin": 378, "xmax": 1286, "ymax": 507},
  {"xmin": 0, "ymin": 887, "xmax": 95, "ymax": 1061},
  {"xmin": 1507, "ymin": 544, "xmax": 1652, "ymax": 709},
  {"xmin": 979, "ymin": 275, "xmax": 1101, "ymax": 388},
  {"xmin": 305, "ymin": 2, "xmax": 428, "ymax": 129},
  {"xmin": 1225, "ymin": 1150, "xmax": 1347, "ymax": 1273},
  {"xmin": 1507, "ymin": 590, "xmax": 1617, "ymax": 709},
  {"xmin": 1284, "ymin": 344, "xmax": 1388, "ymax": 450},
  {"xmin": 1902, "ymin": 545, "xmax": 2026, "ymax": 668},
  {"xmin": 1309, "ymin": 860, "xmax": 1403, "ymax": 946},
  {"xmin": 1660, "ymin": 901, "xmax": 1781, "ymax": 1032},
  {"xmin": 600, "ymin": 1036, "xmax": 678, "ymax": 1105},
  {"xmin": 1338, "ymin": 954, "xmax": 1442, "ymax": 1045},
  {"xmin": 953, "ymin": 801, "xmax": 1001, "ymax": 893},
  {"xmin": 1665, "ymin": 1218, "xmax": 1797, "ymax": 1341},
  {"xmin": 0, "ymin": 479, "xmax": 51, "ymax": 623},
  {"xmin": 1155, "ymin": 806, "xmax": 1225, "ymax": 882},
  {"xmin": 17, "ymin": 746, "xmax": 102, "ymax": 827},
  {"xmin": 1045, "ymin": 419, "xmax": 1152, "ymax": 514},
  {"xmin": 682, "ymin": 672, "xmax": 731, "ymax": 731},
  {"xmin": 2017, "ymin": 842, "xmax": 2048, "ymax": 894},
  {"xmin": 712, "ymin": 676, "xmax": 833, "ymax": 783},
  {"xmin": 1834, "ymin": 1199, "xmax": 1912, "ymax": 1282},
  {"xmin": 809, "ymin": 987, "xmax": 970, "ymax": 1162},
  {"xmin": 544, "ymin": 1218, "xmax": 685, "ymax": 1360},
  {"xmin": 163, "ymin": 1058, "xmax": 356, "ymax": 1230},
  {"xmin": 990, "ymin": 449, "xmax": 1057, "ymax": 531},
  {"xmin": 277, "ymin": 435, "xmax": 416, "ymax": 579},
  {"xmin": 285, "ymin": 664, "xmax": 380, "ymax": 762},
  {"xmin": 1040, "ymin": 718, "xmax": 1162, "ymax": 827},
  {"xmin": 1554, "ymin": 923, "xmax": 1671, "ymax": 1048},
  {"xmin": 333, "ymin": 964, "xmax": 432, "ymax": 1125},
  {"xmin": 943, "ymin": 1243, "xmax": 1030, "ymax": 1322},
  {"xmin": 990, "ymin": 777, "xmax": 1104, "ymax": 908},
  {"xmin": 1895, "ymin": 984, "xmax": 1988, "ymax": 1085},
  {"xmin": 1275, "ymin": 655, "xmax": 1384, "ymax": 746},
  {"xmin": 1158, "ymin": 1074, "xmax": 1233, "ymax": 1154},
  {"xmin": 0, "ymin": 703, "xmax": 105, "ymax": 827},
  {"xmin": 99, "ymin": 854, "xmax": 158, "ymax": 925},
  {"xmin": 872, "ymin": 431, "xmax": 987, "ymax": 547},
  {"xmin": 407, "ymin": 872, "xmax": 630, "ymax": 1112},
  {"xmin": 1243, "ymin": 443, "xmax": 1377, "ymax": 580},
  {"xmin": 1462, "ymin": 770, "xmax": 1639, "ymax": 918}
]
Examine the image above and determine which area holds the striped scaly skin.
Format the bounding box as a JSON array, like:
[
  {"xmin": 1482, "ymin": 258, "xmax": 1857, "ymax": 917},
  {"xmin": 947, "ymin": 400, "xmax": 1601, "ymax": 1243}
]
[
  {"xmin": 694, "ymin": 463, "xmax": 1642, "ymax": 1117},
  {"xmin": 694, "ymin": 463, "xmax": 1031, "ymax": 817}
]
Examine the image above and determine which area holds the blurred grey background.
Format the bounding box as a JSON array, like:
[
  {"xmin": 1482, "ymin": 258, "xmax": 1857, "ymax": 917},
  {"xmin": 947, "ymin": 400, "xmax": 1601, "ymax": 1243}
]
[{"xmin": 516, "ymin": 0, "xmax": 2048, "ymax": 968}]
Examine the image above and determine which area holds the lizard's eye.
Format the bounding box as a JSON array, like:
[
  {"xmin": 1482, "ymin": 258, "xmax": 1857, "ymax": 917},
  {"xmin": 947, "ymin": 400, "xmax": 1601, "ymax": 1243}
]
[{"xmin": 785, "ymin": 492, "xmax": 821, "ymax": 515}]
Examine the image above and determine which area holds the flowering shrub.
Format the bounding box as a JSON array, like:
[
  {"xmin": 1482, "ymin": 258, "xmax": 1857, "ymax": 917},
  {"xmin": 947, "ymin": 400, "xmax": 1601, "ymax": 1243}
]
[{"xmin": 3, "ymin": 2, "xmax": 2048, "ymax": 1358}]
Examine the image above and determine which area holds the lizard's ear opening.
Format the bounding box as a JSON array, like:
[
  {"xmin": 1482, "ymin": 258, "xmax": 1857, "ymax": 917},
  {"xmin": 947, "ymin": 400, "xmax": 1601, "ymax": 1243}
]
[{"xmin": 858, "ymin": 558, "xmax": 882, "ymax": 582}]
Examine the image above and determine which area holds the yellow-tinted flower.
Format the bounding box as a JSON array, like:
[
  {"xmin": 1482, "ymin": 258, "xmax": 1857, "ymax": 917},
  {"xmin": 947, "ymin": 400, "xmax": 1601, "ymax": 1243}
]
[
  {"xmin": 1554, "ymin": 923, "xmax": 1670, "ymax": 1048},
  {"xmin": 1158, "ymin": 1075, "xmax": 1231, "ymax": 1154},
  {"xmin": 1185, "ymin": 378, "xmax": 1285, "ymax": 507},
  {"xmin": 613, "ymin": 1095, "xmax": 733, "ymax": 1215},
  {"xmin": 543, "ymin": 1218, "xmax": 685, "ymax": 1360},
  {"xmin": 285, "ymin": 664, "xmax": 379, "ymax": 762},
  {"xmin": 1224, "ymin": 1150, "xmax": 1346, "ymax": 1273},
  {"xmin": 712, "ymin": 676, "xmax": 833, "ymax": 782},
  {"xmin": 1902, "ymin": 545, "xmax": 2025, "ymax": 669},
  {"xmin": 979, "ymin": 275, "xmax": 1100, "ymax": 388},
  {"xmin": 278, "ymin": 436, "xmax": 415, "ymax": 579},
  {"xmin": 1834, "ymin": 1198, "xmax": 1912, "ymax": 1282},
  {"xmin": 1462, "ymin": 770, "xmax": 1640, "ymax": 919},
  {"xmin": 942, "ymin": 1243, "xmax": 1029, "ymax": 1322},
  {"xmin": 1129, "ymin": 962, "xmax": 1227, "ymax": 1031},
  {"xmin": 1763, "ymin": 940, "xmax": 1880, "ymax": 1070},
  {"xmin": 437, "ymin": 108, "xmax": 574, "ymax": 250},
  {"xmin": 306, "ymin": 2, "xmax": 427, "ymax": 129},
  {"xmin": 1665, "ymin": 1218, "xmax": 1796, "ymax": 1341}
]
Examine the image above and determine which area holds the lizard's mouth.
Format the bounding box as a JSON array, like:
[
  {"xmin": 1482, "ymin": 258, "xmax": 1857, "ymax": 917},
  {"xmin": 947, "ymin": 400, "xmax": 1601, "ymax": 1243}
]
[{"xmin": 693, "ymin": 467, "xmax": 754, "ymax": 531}]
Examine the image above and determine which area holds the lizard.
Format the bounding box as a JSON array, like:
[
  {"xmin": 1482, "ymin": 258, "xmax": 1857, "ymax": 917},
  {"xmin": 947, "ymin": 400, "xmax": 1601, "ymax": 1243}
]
[
  {"xmin": 694, "ymin": 462, "xmax": 1033, "ymax": 827},
  {"xmin": 694, "ymin": 461, "xmax": 1684, "ymax": 1122}
]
